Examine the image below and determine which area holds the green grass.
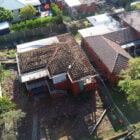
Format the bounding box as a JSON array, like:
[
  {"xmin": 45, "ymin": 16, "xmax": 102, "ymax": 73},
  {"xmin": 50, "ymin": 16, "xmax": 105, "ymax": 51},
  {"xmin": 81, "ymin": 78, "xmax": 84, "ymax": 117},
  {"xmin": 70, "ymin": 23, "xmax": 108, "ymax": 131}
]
[
  {"xmin": 108, "ymin": 85, "xmax": 140, "ymax": 126},
  {"xmin": 0, "ymin": 49, "xmax": 16, "ymax": 59}
]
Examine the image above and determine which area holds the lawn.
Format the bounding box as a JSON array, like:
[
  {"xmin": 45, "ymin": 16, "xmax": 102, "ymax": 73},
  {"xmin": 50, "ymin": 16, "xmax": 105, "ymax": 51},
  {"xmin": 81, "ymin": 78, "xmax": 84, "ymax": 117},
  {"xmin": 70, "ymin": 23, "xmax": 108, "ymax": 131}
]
[
  {"xmin": 108, "ymin": 85, "xmax": 140, "ymax": 138},
  {"xmin": 0, "ymin": 49, "xmax": 16, "ymax": 59}
]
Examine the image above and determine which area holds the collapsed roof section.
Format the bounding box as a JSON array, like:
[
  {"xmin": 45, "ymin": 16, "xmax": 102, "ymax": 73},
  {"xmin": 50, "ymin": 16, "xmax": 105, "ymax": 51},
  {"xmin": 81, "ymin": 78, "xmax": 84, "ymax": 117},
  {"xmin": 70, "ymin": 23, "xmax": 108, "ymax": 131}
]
[{"xmin": 17, "ymin": 33, "xmax": 95, "ymax": 83}]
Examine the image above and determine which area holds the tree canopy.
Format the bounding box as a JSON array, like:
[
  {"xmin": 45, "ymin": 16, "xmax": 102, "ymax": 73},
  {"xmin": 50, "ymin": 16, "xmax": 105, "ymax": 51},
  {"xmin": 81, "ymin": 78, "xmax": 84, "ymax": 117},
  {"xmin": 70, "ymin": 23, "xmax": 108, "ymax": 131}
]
[
  {"xmin": 118, "ymin": 57, "xmax": 140, "ymax": 108},
  {"xmin": 0, "ymin": 7, "xmax": 14, "ymax": 22},
  {"xmin": 19, "ymin": 5, "xmax": 37, "ymax": 19}
]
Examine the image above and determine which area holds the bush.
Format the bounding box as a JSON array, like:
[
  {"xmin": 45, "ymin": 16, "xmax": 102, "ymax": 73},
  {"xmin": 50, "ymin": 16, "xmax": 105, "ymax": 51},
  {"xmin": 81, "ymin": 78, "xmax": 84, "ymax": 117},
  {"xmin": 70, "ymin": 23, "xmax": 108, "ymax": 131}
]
[
  {"xmin": 10, "ymin": 16, "xmax": 63, "ymax": 32},
  {"xmin": 70, "ymin": 24, "xmax": 78, "ymax": 35},
  {"xmin": 0, "ymin": 97, "xmax": 16, "ymax": 114},
  {"xmin": 51, "ymin": 3, "xmax": 62, "ymax": 16}
]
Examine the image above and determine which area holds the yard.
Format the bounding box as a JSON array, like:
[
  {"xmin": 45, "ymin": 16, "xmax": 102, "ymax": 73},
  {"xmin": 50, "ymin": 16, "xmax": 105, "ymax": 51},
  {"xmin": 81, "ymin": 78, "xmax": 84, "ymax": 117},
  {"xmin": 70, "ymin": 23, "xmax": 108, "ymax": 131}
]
[
  {"xmin": 108, "ymin": 85, "xmax": 140, "ymax": 139},
  {"xmin": 1, "ymin": 68, "xmax": 134, "ymax": 140}
]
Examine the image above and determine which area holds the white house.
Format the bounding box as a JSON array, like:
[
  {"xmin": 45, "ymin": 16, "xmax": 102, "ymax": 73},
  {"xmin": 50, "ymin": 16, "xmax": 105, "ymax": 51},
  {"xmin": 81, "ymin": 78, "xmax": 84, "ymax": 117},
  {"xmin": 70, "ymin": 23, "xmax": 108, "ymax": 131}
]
[{"xmin": 0, "ymin": 0, "xmax": 41, "ymax": 21}]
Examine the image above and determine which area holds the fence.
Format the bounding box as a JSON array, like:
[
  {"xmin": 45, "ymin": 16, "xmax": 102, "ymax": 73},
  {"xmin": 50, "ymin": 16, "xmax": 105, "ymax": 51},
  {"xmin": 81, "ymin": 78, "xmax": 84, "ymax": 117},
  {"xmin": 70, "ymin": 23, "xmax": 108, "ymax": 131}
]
[
  {"xmin": 0, "ymin": 24, "xmax": 66, "ymax": 49},
  {"xmin": 97, "ymin": 76, "xmax": 135, "ymax": 132}
]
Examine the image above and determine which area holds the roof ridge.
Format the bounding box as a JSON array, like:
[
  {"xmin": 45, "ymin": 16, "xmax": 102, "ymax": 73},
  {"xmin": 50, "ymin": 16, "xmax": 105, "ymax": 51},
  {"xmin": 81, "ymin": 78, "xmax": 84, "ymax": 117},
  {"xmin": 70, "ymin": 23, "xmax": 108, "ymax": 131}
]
[{"xmin": 102, "ymin": 36, "xmax": 131, "ymax": 59}]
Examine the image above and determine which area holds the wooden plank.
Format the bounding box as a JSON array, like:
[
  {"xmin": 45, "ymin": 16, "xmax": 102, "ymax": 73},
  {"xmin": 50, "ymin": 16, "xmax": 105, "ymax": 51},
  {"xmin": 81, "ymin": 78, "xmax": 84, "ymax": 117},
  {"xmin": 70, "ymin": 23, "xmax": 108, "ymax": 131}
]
[{"xmin": 104, "ymin": 131, "xmax": 129, "ymax": 140}]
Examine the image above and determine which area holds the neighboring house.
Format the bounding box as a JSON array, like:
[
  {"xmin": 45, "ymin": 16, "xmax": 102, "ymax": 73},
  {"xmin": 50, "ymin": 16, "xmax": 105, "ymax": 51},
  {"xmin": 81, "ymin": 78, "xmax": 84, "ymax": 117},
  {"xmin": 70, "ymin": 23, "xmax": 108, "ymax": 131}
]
[
  {"xmin": 78, "ymin": 13, "xmax": 123, "ymax": 38},
  {"xmin": 55, "ymin": 0, "xmax": 105, "ymax": 17},
  {"xmin": 0, "ymin": 0, "xmax": 41, "ymax": 21},
  {"xmin": 82, "ymin": 34, "xmax": 132, "ymax": 84},
  {"xmin": 117, "ymin": 10, "xmax": 140, "ymax": 35},
  {"xmin": 16, "ymin": 33, "xmax": 96, "ymax": 98},
  {"xmin": 103, "ymin": 27, "xmax": 140, "ymax": 57}
]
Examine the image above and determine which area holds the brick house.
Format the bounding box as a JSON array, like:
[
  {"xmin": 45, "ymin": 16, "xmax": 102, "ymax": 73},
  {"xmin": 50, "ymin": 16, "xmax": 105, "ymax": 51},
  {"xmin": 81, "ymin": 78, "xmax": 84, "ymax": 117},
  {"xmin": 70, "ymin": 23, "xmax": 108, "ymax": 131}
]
[
  {"xmin": 103, "ymin": 27, "xmax": 140, "ymax": 57},
  {"xmin": 55, "ymin": 0, "xmax": 105, "ymax": 17},
  {"xmin": 16, "ymin": 33, "xmax": 97, "ymax": 98},
  {"xmin": 82, "ymin": 34, "xmax": 132, "ymax": 84},
  {"xmin": 117, "ymin": 11, "xmax": 140, "ymax": 36}
]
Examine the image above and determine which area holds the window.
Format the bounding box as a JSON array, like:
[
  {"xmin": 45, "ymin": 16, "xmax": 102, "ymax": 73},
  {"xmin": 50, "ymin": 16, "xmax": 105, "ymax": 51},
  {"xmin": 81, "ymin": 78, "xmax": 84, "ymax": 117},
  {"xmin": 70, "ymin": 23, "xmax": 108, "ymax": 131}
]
[
  {"xmin": 84, "ymin": 77, "xmax": 92, "ymax": 85},
  {"xmin": 87, "ymin": 3, "xmax": 92, "ymax": 7}
]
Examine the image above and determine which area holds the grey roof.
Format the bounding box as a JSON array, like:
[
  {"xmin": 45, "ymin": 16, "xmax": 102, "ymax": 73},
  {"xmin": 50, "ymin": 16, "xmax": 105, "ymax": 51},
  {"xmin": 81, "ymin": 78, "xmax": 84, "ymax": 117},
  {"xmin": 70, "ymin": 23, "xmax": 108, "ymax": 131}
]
[
  {"xmin": 118, "ymin": 10, "xmax": 140, "ymax": 32},
  {"xmin": 103, "ymin": 27, "xmax": 140, "ymax": 45},
  {"xmin": 0, "ymin": 0, "xmax": 25, "ymax": 10},
  {"xmin": 85, "ymin": 36, "xmax": 131, "ymax": 74}
]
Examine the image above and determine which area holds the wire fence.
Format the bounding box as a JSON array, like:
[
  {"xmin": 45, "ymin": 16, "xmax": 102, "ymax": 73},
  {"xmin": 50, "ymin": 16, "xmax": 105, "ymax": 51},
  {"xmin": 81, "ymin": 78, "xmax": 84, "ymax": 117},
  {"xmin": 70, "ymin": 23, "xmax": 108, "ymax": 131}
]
[{"xmin": 97, "ymin": 75, "xmax": 135, "ymax": 132}]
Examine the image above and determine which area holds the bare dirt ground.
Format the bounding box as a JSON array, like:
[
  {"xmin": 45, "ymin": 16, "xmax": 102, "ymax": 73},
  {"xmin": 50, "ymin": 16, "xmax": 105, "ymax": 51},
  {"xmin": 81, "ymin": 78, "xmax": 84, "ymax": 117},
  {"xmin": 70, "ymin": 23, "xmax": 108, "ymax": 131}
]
[{"xmin": 3, "ymin": 70, "xmax": 117, "ymax": 140}]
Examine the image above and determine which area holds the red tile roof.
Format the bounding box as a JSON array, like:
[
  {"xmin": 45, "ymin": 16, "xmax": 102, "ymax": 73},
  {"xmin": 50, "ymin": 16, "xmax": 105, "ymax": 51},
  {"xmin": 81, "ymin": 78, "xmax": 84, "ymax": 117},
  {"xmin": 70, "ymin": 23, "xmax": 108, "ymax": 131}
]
[
  {"xmin": 17, "ymin": 34, "xmax": 95, "ymax": 82},
  {"xmin": 85, "ymin": 35, "xmax": 131, "ymax": 74}
]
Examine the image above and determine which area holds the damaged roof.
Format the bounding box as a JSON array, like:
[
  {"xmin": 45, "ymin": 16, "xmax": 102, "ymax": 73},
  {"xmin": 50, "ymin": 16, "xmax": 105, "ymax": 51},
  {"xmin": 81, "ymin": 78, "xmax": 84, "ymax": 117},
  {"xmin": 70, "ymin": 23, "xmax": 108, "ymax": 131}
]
[{"xmin": 17, "ymin": 33, "xmax": 95, "ymax": 82}]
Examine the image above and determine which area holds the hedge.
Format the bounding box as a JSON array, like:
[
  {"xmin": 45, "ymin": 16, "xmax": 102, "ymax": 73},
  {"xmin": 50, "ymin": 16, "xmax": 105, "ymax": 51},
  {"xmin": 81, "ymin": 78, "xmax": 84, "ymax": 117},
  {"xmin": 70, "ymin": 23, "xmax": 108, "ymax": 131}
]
[{"xmin": 10, "ymin": 16, "xmax": 63, "ymax": 32}]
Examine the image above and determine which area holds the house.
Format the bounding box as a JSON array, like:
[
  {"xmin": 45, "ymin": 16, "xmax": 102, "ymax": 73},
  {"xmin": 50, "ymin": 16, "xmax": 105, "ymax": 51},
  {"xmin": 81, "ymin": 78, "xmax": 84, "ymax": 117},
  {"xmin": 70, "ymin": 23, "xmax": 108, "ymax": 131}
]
[
  {"xmin": 103, "ymin": 27, "xmax": 140, "ymax": 57},
  {"xmin": 117, "ymin": 10, "xmax": 140, "ymax": 36},
  {"xmin": 16, "ymin": 33, "xmax": 97, "ymax": 98},
  {"xmin": 55, "ymin": 0, "xmax": 105, "ymax": 17},
  {"xmin": 0, "ymin": 0, "xmax": 41, "ymax": 21},
  {"xmin": 82, "ymin": 33, "xmax": 132, "ymax": 84},
  {"xmin": 78, "ymin": 13, "xmax": 123, "ymax": 38}
]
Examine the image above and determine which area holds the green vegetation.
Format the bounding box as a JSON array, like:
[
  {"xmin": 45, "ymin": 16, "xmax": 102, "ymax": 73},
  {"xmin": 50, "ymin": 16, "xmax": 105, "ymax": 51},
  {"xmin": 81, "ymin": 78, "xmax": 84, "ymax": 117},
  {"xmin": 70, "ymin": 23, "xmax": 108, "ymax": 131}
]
[
  {"xmin": 70, "ymin": 24, "xmax": 78, "ymax": 35},
  {"xmin": 0, "ymin": 66, "xmax": 26, "ymax": 139},
  {"xmin": 0, "ymin": 65, "xmax": 12, "ymax": 84},
  {"xmin": 0, "ymin": 97, "xmax": 16, "ymax": 114},
  {"xmin": 10, "ymin": 3, "xmax": 63, "ymax": 32},
  {"xmin": 0, "ymin": 49, "xmax": 16, "ymax": 59},
  {"xmin": 51, "ymin": 3, "xmax": 62, "ymax": 17},
  {"xmin": 119, "ymin": 57, "xmax": 140, "ymax": 109},
  {"xmin": 0, "ymin": 7, "xmax": 14, "ymax": 22},
  {"xmin": 0, "ymin": 109, "xmax": 25, "ymax": 140},
  {"xmin": 20, "ymin": 5, "xmax": 37, "ymax": 20},
  {"xmin": 11, "ymin": 16, "xmax": 62, "ymax": 32}
]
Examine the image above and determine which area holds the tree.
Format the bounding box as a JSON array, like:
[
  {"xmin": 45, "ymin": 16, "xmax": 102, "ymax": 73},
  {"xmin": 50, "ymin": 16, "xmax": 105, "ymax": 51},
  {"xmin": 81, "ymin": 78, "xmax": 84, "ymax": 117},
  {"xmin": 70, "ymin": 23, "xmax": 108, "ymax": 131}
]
[
  {"xmin": 0, "ymin": 97, "xmax": 16, "ymax": 114},
  {"xmin": 0, "ymin": 110, "xmax": 25, "ymax": 140},
  {"xmin": 19, "ymin": 5, "xmax": 37, "ymax": 19},
  {"xmin": 51, "ymin": 3, "xmax": 62, "ymax": 17},
  {"xmin": 0, "ymin": 7, "xmax": 14, "ymax": 22},
  {"xmin": 118, "ymin": 57, "xmax": 140, "ymax": 108}
]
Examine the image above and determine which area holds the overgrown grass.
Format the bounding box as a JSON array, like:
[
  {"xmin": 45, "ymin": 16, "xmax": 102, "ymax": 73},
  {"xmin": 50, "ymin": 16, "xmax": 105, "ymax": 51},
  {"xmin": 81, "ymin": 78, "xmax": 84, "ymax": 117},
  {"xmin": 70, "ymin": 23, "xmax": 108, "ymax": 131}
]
[
  {"xmin": 108, "ymin": 85, "xmax": 140, "ymax": 124},
  {"xmin": 0, "ymin": 49, "xmax": 16, "ymax": 59}
]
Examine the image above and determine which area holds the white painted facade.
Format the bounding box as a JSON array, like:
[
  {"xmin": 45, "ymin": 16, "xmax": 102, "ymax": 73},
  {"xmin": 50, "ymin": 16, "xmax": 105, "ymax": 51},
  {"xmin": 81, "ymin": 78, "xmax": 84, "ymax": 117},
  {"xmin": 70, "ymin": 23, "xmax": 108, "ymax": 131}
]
[{"xmin": 19, "ymin": 69, "xmax": 49, "ymax": 83}]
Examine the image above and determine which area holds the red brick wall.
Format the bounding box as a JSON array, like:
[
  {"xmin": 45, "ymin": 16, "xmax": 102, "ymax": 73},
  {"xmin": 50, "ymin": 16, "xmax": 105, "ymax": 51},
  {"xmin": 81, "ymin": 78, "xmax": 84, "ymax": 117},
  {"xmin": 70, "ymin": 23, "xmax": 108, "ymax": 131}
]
[
  {"xmin": 71, "ymin": 80, "xmax": 96, "ymax": 96},
  {"xmin": 55, "ymin": 1, "xmax": 96, "ymax": 15},
  {"xmin": 82, "ymin": 39, "xmax": 118, "ymax": 84},
  {"xmin": 54, "ymin": 80, "xmax": 69, "ymax": 90},
  {"xmin": 55, "ymin": 0, "xmax": 65, "ymax": 10},
  {"xmin": 80, "ymin": 3, "xmax": 96, "ymax": 13}
]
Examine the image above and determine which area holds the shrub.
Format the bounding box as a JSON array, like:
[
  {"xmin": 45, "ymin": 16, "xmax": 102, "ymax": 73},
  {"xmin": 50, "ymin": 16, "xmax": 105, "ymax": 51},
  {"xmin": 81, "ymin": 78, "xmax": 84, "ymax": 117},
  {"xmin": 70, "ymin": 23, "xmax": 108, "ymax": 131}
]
[
  {"xmin": 0, "ymin": 97, "xmax": 16, "ymax": 114},
  {"xmin": 10, "ymin": 16, "xmax": 62, "ymax": 32},
  {"xmin": 70, "ymin": 24, "xmax": 78, "ymax": 35},
  {"xmin": 51, "ymin": 3, "xmax": 62, "ymax": 16}
]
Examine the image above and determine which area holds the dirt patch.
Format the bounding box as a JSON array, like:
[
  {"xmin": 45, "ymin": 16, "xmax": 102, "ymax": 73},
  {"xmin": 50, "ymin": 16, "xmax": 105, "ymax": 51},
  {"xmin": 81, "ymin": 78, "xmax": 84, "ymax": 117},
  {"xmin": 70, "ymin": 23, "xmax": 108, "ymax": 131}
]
[{"xmin": 3, "ymin": 70, "xmax": 121, "ymax": 140}]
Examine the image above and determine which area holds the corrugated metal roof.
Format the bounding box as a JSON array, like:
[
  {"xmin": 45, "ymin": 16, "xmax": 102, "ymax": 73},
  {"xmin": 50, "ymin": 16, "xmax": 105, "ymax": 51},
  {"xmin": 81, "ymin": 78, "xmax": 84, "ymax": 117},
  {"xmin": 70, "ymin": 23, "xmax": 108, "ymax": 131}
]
[{"xmin": 0, "ymin": 0, "xmax": 25, "ymax": 10}]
